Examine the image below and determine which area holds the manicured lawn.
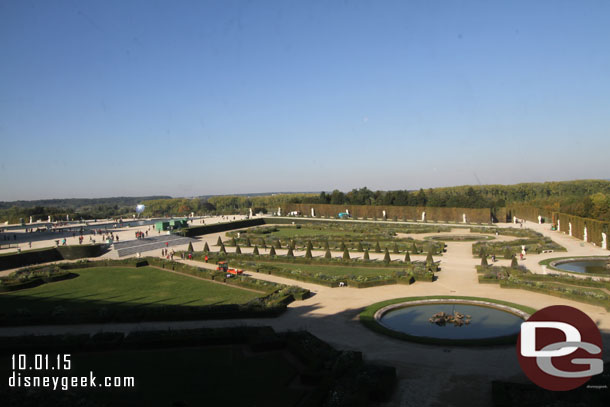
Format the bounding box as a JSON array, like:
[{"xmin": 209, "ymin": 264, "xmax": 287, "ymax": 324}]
[
  {"xmin": 258, "ymin": 226, "xmax": 365, "ymax": 238},
  {"xmin": 253, "ymin": 261, "xmax": 405, "ymax": 277},
  {"xmin": 0, "ymin": 266, "xmax": 262, "ymax": 322}
]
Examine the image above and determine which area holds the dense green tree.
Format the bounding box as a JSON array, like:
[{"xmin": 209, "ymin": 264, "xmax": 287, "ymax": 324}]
[
  {"xmin": 325, "ymin": 249, "xmax": 332, "ymax": 259},
  {"xmin": 187, "ymin": 242, "xmax": 193, "ymax": 252},
  {"xmin": 216, "ymin": 236, "xmax": 222, "ymax": 246},
  {"xmin": 220, "ymin": 243, "xmax": 226, "ymax": 253},
  {"xmin": 203, "ymin": 242, "xmax": 210, "ymax": 253},
  {"xmin": 511, "ymin": 256, "xmax": 519, "ymax": 268},
  {"xmin": 287, "ymin": 247, "xmax": 294, "ymax": 257},
  {"xmin": 404, "ymin": 251, "xmax": 411, "ymax": 262},
  {"xmin": 269, "ymin": 246, "xmax": 276, "ymax": 256},
  {"xmin": 253, "ymin": 245, "xmax": 259, "ymax": 255},
  {"xmin": 235, "ymin": 244, "xmax": 241, "ymax": 254}
]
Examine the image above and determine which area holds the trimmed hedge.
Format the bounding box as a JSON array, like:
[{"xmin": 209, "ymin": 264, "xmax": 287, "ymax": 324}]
[
  {"xmin": 0, "ymin": 244, "xmax": 107, "ymax": 271},
  {"xmin": 282, "ymin": 203, "xmax": 492, "ymax": 223},
  {"xmin": 178, "ymin": 218, "xmax": 265, "ymax": 237}
]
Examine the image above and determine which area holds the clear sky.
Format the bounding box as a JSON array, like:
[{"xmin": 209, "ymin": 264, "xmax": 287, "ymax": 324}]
[{"xmin": 1, "ymin": 1, "xmax": 609, "ymax": 200}]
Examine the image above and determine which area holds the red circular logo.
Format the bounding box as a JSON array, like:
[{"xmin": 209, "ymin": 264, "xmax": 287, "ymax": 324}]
[{"xmin": 517, "ymin": 305, "xmax": 603, "ymax": 391}]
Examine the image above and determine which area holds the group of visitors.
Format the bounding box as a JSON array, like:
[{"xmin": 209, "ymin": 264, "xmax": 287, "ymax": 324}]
[
  {"xmin": 161, "ymin": 248, "xmax": 174, "ymax": 260},
  {"xmin": 135, "ymin": 231, "xmax": 148, "ymax": 239}
]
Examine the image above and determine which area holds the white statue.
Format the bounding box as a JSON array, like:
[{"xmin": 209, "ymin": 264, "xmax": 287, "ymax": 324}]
[
  {"xmin": 583, "ymin": 226, "xmax": 588, "ymax": 242},
  {"xmin": 311, "ymin": 208, "xmax": 315, "ymax": 217},
  {"xmin": 513, "ymin": 216, "xmax": 517, "ymax": 224},
  {"xmin": 538, "ymin": 215, "xmax": 542, "ymax": 224},
  {"xmin": 462, "ymin": 213, "xmax": 467, "ymax": 223},
  {"xmin": 278, "ymin": 207, "xmax": 282, "ymax": 216},
  {"xmin": 602, "ymin": 232, "xmax": 607, "ymax": 250},
  {"xmin": 382, "ymin": 210, "xmax": 386, "ymax": 219},
  {"xmin": 569, "ymin": 222, "xmax": 572, "ymax": 236},
  {"xmin": 421, "ymin": 211, "xmax": 426, "ymax": 222},
  {"xmin": 557, "ymin": 219, "xmax": 560, "ymax": 231},
  {"xmin": 249, "ymin": 208, "xmax": 253, "ymax": 217}
]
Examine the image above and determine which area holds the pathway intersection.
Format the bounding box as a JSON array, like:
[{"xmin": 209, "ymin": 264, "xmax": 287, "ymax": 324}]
[{"xmin": 1, "ymin": 220, "xmax": 609, "ymax": 406}]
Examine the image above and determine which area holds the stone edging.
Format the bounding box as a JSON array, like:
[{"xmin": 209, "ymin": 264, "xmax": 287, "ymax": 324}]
[{"xmin": 373, "ymin": 299, "xmax": 531, "ymax": 329}]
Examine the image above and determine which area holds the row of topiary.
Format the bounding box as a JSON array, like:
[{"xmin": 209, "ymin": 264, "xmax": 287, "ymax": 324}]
[
  {"xmin": 197, "ymin": 253, "xmax": 436, "ymax": 287},
  {"xmin": 224, "ymin": 234, "xmax": 445, "ymax": 256},
  {"xmin": 191, "ymin": 246, "xmax": 438, "ymax": 269}
]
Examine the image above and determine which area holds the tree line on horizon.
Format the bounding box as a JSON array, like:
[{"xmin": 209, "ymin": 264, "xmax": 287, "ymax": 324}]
[{"xmin": 1, "ymin": 180, "xmax": 608, "ymax": 223}]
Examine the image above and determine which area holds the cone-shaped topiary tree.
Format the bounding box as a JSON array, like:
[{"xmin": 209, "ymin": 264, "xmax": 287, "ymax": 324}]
[
  {"xmin": 426, "ymin": 252, "xmax": 434, "ymax": 265},
  {"xmin": 269, "ymin": 246, "xmax": 276, "ymax": 256},
  {"xmin": 393, "ymin": 242, "xmax": 399, "ymax": 254},
  {"xmin": 220, "ymin": 243, "xmax": 226, "ymax": 253},
  {"xmin": 306, "ymin": 240, "xmax": 313, "ymax": 251},
  {"xmin": 275, "ymin": 240, "xmax": 282, "ymax": 249},
  {"xmin": 343, "ymin": 248, "xmax": 350, "ymax": 261},
  {"xmin": 375, "ymin": 241, "xmax": 381, "ymax": 253},
  {"xmin": 305, "ymin": 246, "xmax": 312, "ymax": 259},
  {"xmin": 363, "ymin": 249, "xmax": 370, "ymax": 261},
  {"xmin": 216, "ymin": 236, "xmax": 222, "ymax": 246},
  {"xmin": 203, "ymin": 242, "xmax": 210, "ymax": 253},
  {"xmin": 481, "ymin": 255, "xmax": 488, "ymax": 267},
  {"xmin": 245, "ymin": 237, "xmax": 251, "ymax": 247},
  {"xmin": 187, "ymin": 242, "xmax": 194, "ymax": 252},
  {"xmin": 290, "ymin": 240, "xmax": 296, "ymax": 250},
  {"xmin": 357, "ymin": 242, "xmax": 363, "ymax": 251},
  {"xmin": 253, "ymin": 245, "xmax": 259, "ymax": 255},
  {"xmin": 324, "ymin": 249, "xmax": 332, "ymax": 259},
  {"xmin": 404, "ymin": 251, "xmax": 411, "ymax": 263},
  {"xmin": 511, "ymin": 255, "xmax": 518, "ymax": 268},
  {"xmin": 411, "ymin": 243, "xmax": 418, "ymax": 254},
  {"xmin": 383, "ymin": 248, "xmax": 391, "ymax": 264},
  {"xmin": 235, "ymin": 244, "xmax": 241, "ymax": 254},
  {"xmin": 287, "ymin": 247, "xmax": 294, "ymax": 257}
]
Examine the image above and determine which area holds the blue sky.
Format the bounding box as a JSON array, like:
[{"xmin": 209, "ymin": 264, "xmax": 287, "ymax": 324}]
[{"xmin": 1, "ymin": 1, "xmax": 609, "ymax": 200}]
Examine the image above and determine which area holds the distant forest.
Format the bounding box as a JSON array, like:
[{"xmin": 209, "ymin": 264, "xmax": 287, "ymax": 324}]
[
  {"xmin": 1, "ymin": 180, "xmax": 609, "ymax": 223},
  {"xmin": 0, "ymin": 196, "xmax": 170, "ymax": 223}
]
